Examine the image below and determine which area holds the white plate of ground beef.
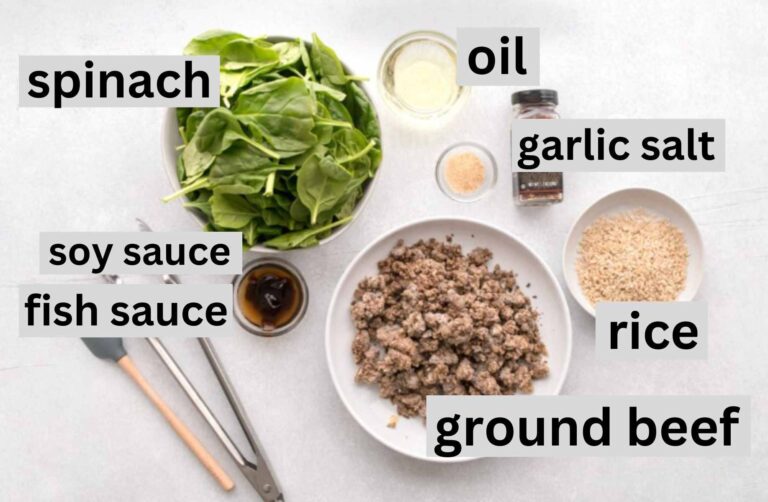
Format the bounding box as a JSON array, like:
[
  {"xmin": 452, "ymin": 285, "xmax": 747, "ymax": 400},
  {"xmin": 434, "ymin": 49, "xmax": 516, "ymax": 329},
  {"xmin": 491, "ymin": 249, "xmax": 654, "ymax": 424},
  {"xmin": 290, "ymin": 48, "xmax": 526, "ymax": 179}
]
[{"xmin": 325, "ymin": 217, "xmax": 572, "ymax": 461}]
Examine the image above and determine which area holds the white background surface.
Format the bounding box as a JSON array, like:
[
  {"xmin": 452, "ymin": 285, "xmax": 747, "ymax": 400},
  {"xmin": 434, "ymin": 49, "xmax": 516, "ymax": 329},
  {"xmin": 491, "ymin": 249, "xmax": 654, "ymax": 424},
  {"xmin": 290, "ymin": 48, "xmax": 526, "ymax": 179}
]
[{"xmin": 2, "ymin": 0, "xmax": 767, "ymax": 500}]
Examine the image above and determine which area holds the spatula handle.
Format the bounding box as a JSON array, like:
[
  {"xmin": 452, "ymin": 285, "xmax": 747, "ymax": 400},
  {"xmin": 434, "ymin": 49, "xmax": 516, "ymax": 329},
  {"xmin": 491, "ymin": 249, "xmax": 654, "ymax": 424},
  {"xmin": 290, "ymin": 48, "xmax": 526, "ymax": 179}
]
[{"xmin": 117, "ymin": 355, "xmax": 235, "ymax": 492}]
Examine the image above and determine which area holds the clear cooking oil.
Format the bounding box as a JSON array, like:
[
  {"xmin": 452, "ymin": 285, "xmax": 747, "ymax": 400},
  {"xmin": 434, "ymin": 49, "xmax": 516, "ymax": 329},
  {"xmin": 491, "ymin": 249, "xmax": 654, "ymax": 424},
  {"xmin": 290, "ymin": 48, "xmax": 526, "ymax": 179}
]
[{"xmin": 379, "ymin": 31, "xmax": 469, "ymax": 120}]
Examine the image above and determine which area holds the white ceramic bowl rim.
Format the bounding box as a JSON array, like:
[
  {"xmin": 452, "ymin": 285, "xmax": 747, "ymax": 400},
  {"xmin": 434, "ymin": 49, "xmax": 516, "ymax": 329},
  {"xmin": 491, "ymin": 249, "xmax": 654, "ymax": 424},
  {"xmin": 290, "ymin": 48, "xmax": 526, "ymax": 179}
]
[{"xmin": 325, "ymin": 216, "xmax": 573, "ymax": 462}]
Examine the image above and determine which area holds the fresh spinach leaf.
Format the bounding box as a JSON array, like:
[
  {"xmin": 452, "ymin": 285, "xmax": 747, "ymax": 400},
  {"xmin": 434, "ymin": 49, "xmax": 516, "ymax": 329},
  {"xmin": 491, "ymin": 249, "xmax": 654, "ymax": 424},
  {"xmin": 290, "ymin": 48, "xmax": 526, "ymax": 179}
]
[
  {"xmin": 169, "ymin": 31, "xmax": 382, "ymax": 248},
  {"xmin": 182, "ymin": 140, "xmax": 215, "ymax": 178},
  {"xmin": 185, "ymin": 110, "xmax": 207, "ymax": 140},
  {"xmin": 334, "ymin": 185, "xmax": 363, "ymax": 219},
  {"xmin": 331, "ymin": 128, "xmax": 376, "ymax": 165},
  {"xmin": 263, "ymin": 216, "xmax": 352, "ymax": 250},
  {"xmin": 312, "ymin": 102, "xmax": 335, "ymax": 145},
  {"xmin": 210, "ymin": 164, "xmax": 290, "ymax": 195},
  {"xmin": 220, "ymin": 68, "xmax": 268, "ymax": 100},
  {"xmin": 175, "ymin": 153, "xmax": 186, "ymax": 183},
  {"xmin": 220, "ymin": 39, "xmax": 280, "ymax": 71},
  {"xmin": 183, "ymin": 190, "xmax": 213, "ymax": 217},
  {"xmin": 176, "ymin": 108, "xmax": 192, "ymax": 132},
  {"xmin": 164, "ymin": 143, "xmax": 293, "ymax": 201},
  {"xmin": 209, "ymin": 193, "xmax": 260, "ymax": 229},
  {"xmin": 184, "ymin": 30, "xmax": 248, "ymax": 55},
  {"xmin": 243, "ymin": 220, "xmax": 259, "ymax": 246},
  {"xmin": 272, "ymin": 40, "xmax": 302, "ymax": 68},
  {"xmin": 194, "ymin": 108, "xmax": 279, "ymax": 158},
  {"xmin": 209, "ymin": 141, "xmax": 274, "ymax": 174},
  {"xmin": 310, "ymin": 33, "xmax": 348, "ymax": 86},
  {"xmin": 344, "ymin": 82, "xmax": 381, "ymax": 139},
  {"xmin": 233, "ymin": 77, "xmax": 316, "ymax": 155},
  {"xmin": 321, "ymin": 94, "xmax": 354, "ymax": 124},
  {"xmin": 297, "ymin": 39, "xmax": 316, "ymax": 82},
  {"xmin": 296, "ymin": 155, "xmax": 352, "ymax": 224},
  {"xmin": 307, "ymin": 80, "xmax": 346, "ymax": 101},
  {"xmin": 289, "ymin": 198, "xmax": 311, "ymax": 223}
]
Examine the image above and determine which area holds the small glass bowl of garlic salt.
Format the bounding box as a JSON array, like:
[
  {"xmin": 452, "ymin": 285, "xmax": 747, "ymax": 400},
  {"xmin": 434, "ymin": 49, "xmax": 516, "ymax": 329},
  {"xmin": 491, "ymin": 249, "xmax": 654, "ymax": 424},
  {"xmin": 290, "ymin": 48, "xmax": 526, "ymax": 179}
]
[
  {"xmin": 436, "ymin": 142, "xmax": 497, "ymax": 202},
  {"xmin": 378, "ymin": 31, "xmax": 470, "ymax": 120}
]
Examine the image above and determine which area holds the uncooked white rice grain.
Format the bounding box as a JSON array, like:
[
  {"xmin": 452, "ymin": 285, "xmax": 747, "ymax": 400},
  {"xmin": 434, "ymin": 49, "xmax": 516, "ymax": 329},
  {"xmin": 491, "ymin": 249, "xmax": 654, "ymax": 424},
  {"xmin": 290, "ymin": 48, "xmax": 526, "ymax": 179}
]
[{"xmin": 576, "ymin": 209, "xmax": 688, "ymax": 304}]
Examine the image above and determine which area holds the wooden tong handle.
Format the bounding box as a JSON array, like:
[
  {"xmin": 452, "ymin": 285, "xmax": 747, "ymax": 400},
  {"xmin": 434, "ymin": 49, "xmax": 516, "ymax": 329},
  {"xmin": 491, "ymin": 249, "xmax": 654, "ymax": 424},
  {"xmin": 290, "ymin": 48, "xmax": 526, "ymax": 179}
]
[{"xmin": 117, "ymin": 355, "xmax": 235, "ymax": 492}]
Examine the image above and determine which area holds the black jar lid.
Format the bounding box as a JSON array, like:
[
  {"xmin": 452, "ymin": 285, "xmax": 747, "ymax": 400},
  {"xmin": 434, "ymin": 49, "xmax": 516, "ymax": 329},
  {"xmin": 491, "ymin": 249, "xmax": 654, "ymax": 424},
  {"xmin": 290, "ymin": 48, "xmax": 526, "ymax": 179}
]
[{"xmin": 512, "ymin": 89, "xmax": 558, "ymax": 106}]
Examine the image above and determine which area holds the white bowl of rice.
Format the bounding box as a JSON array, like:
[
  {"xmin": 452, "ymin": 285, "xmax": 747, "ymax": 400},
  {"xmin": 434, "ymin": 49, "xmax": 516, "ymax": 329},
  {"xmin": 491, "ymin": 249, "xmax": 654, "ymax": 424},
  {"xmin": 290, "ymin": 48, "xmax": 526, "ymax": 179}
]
[{"xmin": 562, "ymin": 188, "xmax": 704, "ymax": 317}]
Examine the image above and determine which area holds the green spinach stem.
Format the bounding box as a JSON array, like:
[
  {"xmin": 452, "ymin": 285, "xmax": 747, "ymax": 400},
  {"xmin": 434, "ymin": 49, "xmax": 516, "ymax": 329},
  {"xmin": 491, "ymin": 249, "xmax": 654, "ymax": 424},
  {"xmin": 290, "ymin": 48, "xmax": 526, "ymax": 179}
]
[
  {"xmin": 338, "ymin": 139, "xmax": 376, "ymax": 164},
  {"xmin": 314, "ymin": 118, "xmax": 352, "ymax": 128},
  {"xmin": 241, "ymin": 136, "xmax": 281, "ymax": 159},
  {"xmin": 264, "ymin": 172, "xmax": 276, "ymax": 196},
  {"xmin": 162, "ymin": 177, "xmax": 209, "ymax": 203}
]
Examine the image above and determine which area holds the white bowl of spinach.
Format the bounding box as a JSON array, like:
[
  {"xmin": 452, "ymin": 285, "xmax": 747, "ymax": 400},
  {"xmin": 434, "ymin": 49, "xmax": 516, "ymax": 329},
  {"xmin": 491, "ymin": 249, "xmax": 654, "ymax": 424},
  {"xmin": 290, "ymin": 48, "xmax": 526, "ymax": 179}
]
[{"xmin": 162, "ymin": 31, "xmax": 382, "ymax": 251}]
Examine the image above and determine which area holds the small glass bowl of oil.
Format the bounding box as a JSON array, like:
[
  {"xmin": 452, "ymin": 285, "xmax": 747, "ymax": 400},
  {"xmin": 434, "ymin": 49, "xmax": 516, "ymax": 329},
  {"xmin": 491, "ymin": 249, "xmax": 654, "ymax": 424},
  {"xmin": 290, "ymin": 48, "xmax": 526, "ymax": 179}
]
[
  {"xmin": 233, "ymin": 257, "xmax": 308, "ymax": 337},
  {"xmin": 378, "ymin": 31, "xmax": 470, "ymax": 120}
]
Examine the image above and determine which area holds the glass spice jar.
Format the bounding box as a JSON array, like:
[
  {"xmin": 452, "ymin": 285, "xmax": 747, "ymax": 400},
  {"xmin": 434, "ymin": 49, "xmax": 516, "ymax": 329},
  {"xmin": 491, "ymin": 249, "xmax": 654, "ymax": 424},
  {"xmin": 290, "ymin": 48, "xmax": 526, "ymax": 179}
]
[{"xmin": 511, "ymin": 89, "xmax": 564, "ymax": 205}]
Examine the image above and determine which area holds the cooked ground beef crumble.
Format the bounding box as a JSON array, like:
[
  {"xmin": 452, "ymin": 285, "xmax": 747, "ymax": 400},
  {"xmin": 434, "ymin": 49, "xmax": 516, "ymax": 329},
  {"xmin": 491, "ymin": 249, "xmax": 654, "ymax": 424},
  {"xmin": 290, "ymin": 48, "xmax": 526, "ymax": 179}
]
[{"xmin": 350, "ymin": 237, "xmax": 549, "ymax": 418}]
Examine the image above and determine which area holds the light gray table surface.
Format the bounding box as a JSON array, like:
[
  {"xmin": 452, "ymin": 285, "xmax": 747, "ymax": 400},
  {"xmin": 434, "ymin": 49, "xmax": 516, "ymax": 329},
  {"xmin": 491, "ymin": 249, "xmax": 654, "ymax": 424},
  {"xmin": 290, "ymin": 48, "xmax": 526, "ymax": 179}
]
[{"xmin": 2, "ymin": 0, "xmax": 766, "ymax": 500}]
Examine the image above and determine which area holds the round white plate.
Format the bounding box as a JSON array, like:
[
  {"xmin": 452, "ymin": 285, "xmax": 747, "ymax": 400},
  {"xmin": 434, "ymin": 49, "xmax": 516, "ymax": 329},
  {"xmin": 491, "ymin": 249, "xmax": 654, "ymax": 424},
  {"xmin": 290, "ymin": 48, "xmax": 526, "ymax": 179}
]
[
  {"xmin": 325, "ymin": 217, "xmax": 572, "ymax": 462},
  {"xmin": 562, "ymin": 187, "xmax": 704, "ymax": 316}
]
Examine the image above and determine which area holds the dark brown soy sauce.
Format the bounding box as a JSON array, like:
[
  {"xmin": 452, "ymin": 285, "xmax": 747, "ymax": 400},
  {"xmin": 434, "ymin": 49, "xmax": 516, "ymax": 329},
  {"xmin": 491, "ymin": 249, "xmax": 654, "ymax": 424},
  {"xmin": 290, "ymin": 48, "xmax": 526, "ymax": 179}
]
[{"xmin": 237, "ymin": 265, "xmax": 302, "ymax": 331}]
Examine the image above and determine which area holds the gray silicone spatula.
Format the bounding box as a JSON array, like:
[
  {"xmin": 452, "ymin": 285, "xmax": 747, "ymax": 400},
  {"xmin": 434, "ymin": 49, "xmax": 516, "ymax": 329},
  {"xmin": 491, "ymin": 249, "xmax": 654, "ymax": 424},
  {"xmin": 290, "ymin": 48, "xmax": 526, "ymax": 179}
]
[{"xmin": 81, "ymin": 338, "xmax": 235, "ymax": 491}]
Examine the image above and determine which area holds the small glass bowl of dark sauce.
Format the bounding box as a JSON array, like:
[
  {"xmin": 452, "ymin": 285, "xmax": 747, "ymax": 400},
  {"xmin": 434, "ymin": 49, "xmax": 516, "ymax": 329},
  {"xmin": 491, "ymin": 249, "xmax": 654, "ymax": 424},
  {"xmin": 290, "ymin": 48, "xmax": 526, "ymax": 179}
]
[{"xmin": 233, "ymin": 258, "xmax": 308, "ymax": 336}]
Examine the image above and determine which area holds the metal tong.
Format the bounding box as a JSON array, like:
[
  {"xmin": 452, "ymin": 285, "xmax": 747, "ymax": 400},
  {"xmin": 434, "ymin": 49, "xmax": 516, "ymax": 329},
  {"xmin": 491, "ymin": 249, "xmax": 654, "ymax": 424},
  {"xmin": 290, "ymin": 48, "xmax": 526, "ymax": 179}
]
[
  {"xmin": 147, "ymin": 334, "xmax": 283, "ymax": 502},
  {"xmin": 104, "ymin": 219, "xmax": 284, "ymax": 501}
]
